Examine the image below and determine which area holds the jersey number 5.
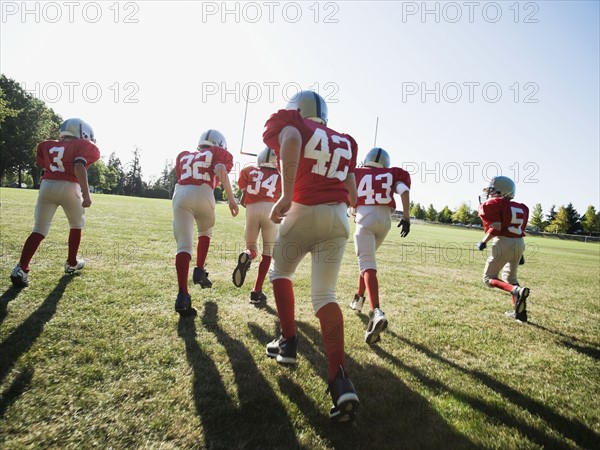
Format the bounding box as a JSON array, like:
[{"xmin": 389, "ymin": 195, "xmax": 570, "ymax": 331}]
[{"xmin": 508, "ymin": 207, "xmax": 526, "ymax": 235}]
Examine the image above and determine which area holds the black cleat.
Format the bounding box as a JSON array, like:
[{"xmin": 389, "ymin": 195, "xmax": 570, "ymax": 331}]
[
  {"xmin": 232, "ymin": 251, "xmax": 252, "ymax": 288},
  {"xmin": 193, "ymin": 266, "xmax": 212, "ymax": 289},
  {"xmin": 175, "ymin": 292, "xmax": 197, "ymax": 316},
  {"xmin": 250, "ymin": 291, "xmax": 267, "ymax": 305},
  {"xmin": 364, "ymin": 308, "xmax": 388, "ymax": 345},
  {"xmin": 10, "ymin": 264, "xmax": 29, "ymax": 288},
  {"xmin": 328, "ymin": 365, "xmax": 360, "ymax": 423},
  {"xmin": 266, "ymin": 334, "xmax": 297, "ymax": 365},
  {"xmin": 512, "ymin": 286, "xmax": 529, "ymax": 316}
]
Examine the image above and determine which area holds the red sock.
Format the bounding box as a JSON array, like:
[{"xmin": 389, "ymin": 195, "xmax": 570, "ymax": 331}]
[
  {"xmin": 357, "ymin": 273, "xmax": 366, "ymax": 297},
  {"xmin": 19, "ymin": 232, "xmax": 45, "ymax": 271},
  {"xmin": 196, "ymin": 236, "xmax": 210, "ymax": 268},
  {"xmin": 317, "ymin": 302, "xmax": 346, "ymax": 382},
  {"xmin": 247, "ymin": 248, "xmax": 258, "ymax": 260},
  {"xmin": 253, "ymin": 255, "xmax": 271, "ymax": 292},
  {"xmin": 176, "ymin": 252, "xmax": 191, "ymax": 294},
  {"xmin": 490, "ymin": 279, "xmax": 515, "ymax": 293},
  {"xmin": 364, "ymin": 269, "xmax": 380, "ymax": 310},
  {"xmin": 272, "ymin": 278, "xmax": 295, "ymax": 338},
  {"xmin": 67, "ymin": 228, "xmax": 82, "ymax": 266}
]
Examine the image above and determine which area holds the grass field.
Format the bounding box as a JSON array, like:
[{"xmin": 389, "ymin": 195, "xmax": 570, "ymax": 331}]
[{"xmin": 1, "ymin": 187, "xmax": 599, "ymax": 450}]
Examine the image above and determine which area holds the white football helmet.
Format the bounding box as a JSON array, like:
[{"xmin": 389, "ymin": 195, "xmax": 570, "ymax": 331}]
[
  {"xmin": 198, "ymin": 129, "xmax": 227, "ymax": 149},
  {"xmin": 481, "ymin": 176, "xmax": 516, "ymax": 201},
  {"xmin": 286, "ymin": 90, "xmax": 328, "ymax": 125},
  {"xmin": 364, "ymin": 147, "xmax": 390, "ymax": 169},
  {"xmin": 59, "ymin": 118, "xmax": 95, "ymax": 142},
  {"xmin": 257, "ymin": 147, "xmax": 277, "ymax": 168}
]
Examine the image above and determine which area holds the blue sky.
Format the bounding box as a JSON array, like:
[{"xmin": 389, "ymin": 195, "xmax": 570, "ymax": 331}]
[{"xmin": 1, "ymin": 1, "xmax": 598, "ymax": 214}]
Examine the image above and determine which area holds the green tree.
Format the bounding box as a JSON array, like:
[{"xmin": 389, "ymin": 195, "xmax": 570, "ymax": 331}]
[
  {"xmin": 471, "ymin": 210, "xmax": 483, "ymax": 226},
  {"xmin": 452, "ymin": 202, "xmax": 471, "ymax": 224},
  {"xmin": 107, "ymin": 152, "xmax": 125, "ymax": 194},
  {"xmin": 530, "ymin": 203, "xmax": 544, "ymax": 230},
  {"xmin": 0, "ymin": 74, "xmax": 62, "ymax": 185},
  {"xmin": 547, "ymin": 206, "xmax": 569, "ymax": 233},
  {"xmin": 426, "ymin": 204, "xmax": 437, "ymax": 222},
  {"xmin": 564, "ymin": 203, "xmax": 581, "ymax": 234},
  {"xmin": 123, "ymin": 146, "xmax": 144, "ymax": 197},
  {"xmin": 545, "ymin": 205, "xmax": 557, "ymax": 231},
  {"xmin": 581, "ymin": 205, "xmax": 600, "ymax": 236},
  {"xmin": 437, "ymin": 206, "xmax": 453, "ymax": 224},
  {"xmin": 410, "ymin": 202, "xmax": 426, "ymax": 220}
]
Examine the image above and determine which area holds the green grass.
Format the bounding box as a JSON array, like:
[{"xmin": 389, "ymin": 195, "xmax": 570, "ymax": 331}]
[{"xmin": 1, "ymin": 187, "xmax": 599, "ymax": 449}]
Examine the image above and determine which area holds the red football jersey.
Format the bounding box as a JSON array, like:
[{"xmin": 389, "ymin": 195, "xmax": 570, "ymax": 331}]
[
  {"xmin": 354, "ymin": 167, "xmax": 411, "ymax": 210},
  {"xmin": 238, "ymin": 165, "xmax": 281, "ymax": 204},
  {"xmin": 478, "ymin": 197, "xmax": 529, "ymax": 238},
  {"xmin": 175, "ymin": 146, "xmax": 234, "ymax": 188},
  {"xmin": 263, "ymin": 109, "xmax": 357, "ymax": 205},
  {"xmin": 37, "ymin": 139, "xmax": 100, "ymax": 183}
]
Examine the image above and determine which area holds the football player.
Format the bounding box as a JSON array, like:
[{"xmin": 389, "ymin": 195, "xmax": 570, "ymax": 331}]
[
  {"xmin": 350, "ymin": 147, "xmax": 411, "ymax": 345},
  {"xmin": 172, "ymin": 129, "xmax": 239, "ymax": 316},
  {"xmin": 263, "ymin": 90, "xmax": 360, "ymax": 423},
  {"xmin": 10, "ymin": 118, "xmax": 100, "ymax": 288},
  {"xmin": 232, "ymin": 147, "xmax": 281, "ymax": 306},
  {"xmin": 477, "ymin": 176, "xmax": 530, "ymax": 322}
]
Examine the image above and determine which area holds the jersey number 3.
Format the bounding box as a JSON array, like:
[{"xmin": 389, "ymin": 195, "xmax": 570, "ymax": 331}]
[{"xmin": 49, "ymin": 147, "xmax": 66, "ymax": 172}]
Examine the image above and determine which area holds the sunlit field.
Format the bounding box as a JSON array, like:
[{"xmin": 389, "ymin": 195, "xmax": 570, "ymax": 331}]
[{"xmin": 1, "ymin": 188, "xmax": 599, "ymax": 449}]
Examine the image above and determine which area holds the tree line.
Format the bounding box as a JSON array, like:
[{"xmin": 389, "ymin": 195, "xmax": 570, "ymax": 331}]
[
  {"xmin": 409, "ymin": 201, "xmax": 600, "ymax": 236},
  {"xmin": 2, "ymin": 74, "xmax": 599, "ymax": 236},
  {"xmin": 0, "ymin": 74, "xmax": 236, "ymax": 201}
]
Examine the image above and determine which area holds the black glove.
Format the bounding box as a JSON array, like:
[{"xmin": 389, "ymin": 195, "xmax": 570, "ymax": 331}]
[
  {"xmin": 477, "ymin": 241, "xmax": 487, "ymax": 251},
  {"xmin": 398, "ymin": 218, "xmax": 410, "ymax": 237},
  {"xmin": 519, "ymin": 255, "xmax": 525, "ymax": 265}
]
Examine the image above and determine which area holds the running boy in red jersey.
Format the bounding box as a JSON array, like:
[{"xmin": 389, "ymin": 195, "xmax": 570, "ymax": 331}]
[
  {"xmin": 233, "ymin": 147, "xmax": 281, "ymax": 306},
  {"xmin": 263, "ymin": 91, "xmax": 360, "ymax": 422},
  {"xmin": 477, "ymin": 175, "xmax": 530, "ymax": 322},
  {"xmin": 10, "ymin": 118, "xmax": 100, "ymax": 288},
  {"xmin": 350, "ymin": 147, "xmax": 411, "ymax": 345},
  {"xmin": 172, "ymin": 129, "xmax": 239, "ymax": 316}
]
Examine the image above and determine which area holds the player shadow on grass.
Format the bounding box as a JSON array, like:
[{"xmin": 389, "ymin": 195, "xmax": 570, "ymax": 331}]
[
  {"xmin": 0, "ymin": 276, "xmax": 73, "ymax": 417},
  {"xmin": 177, "ymin": 302, "xmax": 299, "ymax": 449},
  {"xmin": 293, "ymin": 321, "xmax": 477, "ymax": 450},
  {"xmin": 385, "ymin": 330, "xmax": 600, "ymax": 450},
  {"xmin": 0, "ymin": 366, "xmax": 33, "ymax": 419},
  {"xmin": 0, "ymin": 287, "xmax": 21, "ymax": 327},
  {"xmin": 527, "ymin": 322, "xmax": 600, "ymax": 361}
]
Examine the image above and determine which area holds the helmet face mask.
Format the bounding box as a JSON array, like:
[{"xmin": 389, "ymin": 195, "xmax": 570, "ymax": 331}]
[
  {"xmin": 257, "ymin": 147, "xmax": 277, "ymax": 168},
  {"xmin": 286, "ymin": 90, "xmax": 328, "ymax": 125},
  {"xmin": 59, "ymin": 118, "xmax": 95, "ymax": 142},
  {"xmin": 363, "ymin": 147, "xmax": 390, "ymax": 169},
  {"xmin": 480, "ymin": 176, "xmax": 516, "ymax": 203},
  {"xmin": 198, "ymin": 129, "xmax": 227, "ymax": 149}
]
